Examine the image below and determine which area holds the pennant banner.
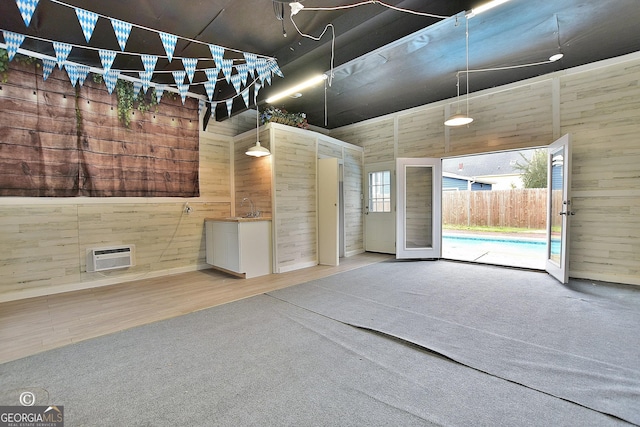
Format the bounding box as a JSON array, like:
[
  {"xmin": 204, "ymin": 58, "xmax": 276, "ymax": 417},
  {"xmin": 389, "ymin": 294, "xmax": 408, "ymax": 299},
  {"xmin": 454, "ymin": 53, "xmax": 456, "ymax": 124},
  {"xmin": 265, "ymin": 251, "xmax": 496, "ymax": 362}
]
[
  {"xmin": 241, "ymin": 89, "xmax": 250, "ymax": 108},
  {"xmin": 225, "ymin": 98, "xmax": 233, "ymax": 117},
  {"xmin": 103, "ymin": 69, "xmax": 119, "ymax": 94},
  {"xmin": 41, "ymin": 58, "xmax": 55, "ymax": 80},
  {"xmin": 182, "ymin": 58, "xmax": 198, "ymax": 83},
  {"xmin": 141, "ymin": 54, "xmax": 158, "ymax": 73},
  {"xmin": 111, "ymin": 19, "xmax": 132, "ymax": 51},
  {"xmin": 209, "ymin": 44, "xmax": 225, "ymax": 68},
  {"xmin": 160, "ymin": 32, "xmax": 177, "ymax": 62},
  {"xmin": 220, "ymin": 59, "xmax": 233, "ymax": 83},
  {"xmin": 2, "ymin": 31, "xmax": 25, "ymax": 61},
  {"xmin": 99, "ymin": 49, "xmax": 117, "ymax": 72},
  {"xmin": 75, "ymin": 8, "xmax": 99, "ymax": 42},
  {"xmin": 66, "ymin": 63, "xmax": 78, "ymax": 87},
  {"xmin": 172, "ymin": 70, "xmax": 186, "ymax": 86},
  {"xmin": 139, "ymin": 71, "xmax": 153, "ymax": 93},
  {"xmin": 256, "ymin": 59, "xmax": 270, "ymax": 84},
  {"xmin": 243, "ymin": 52, "xmax": 257, "ymax": 77},
  {"xmin": 15, "ymin": 0, "xmax": 40, "ymax": 27},
  {"xmin": 177, "ymin": 82, "xmax": 189, "ymax": 104},
  {"xmin": 52, "ymin": 41, "xmax": 72, "ymax": 68},
  {"xmin": 268, "ymin": 60, "xmax": 284, "ymax": 78},
  {"xmin": 204, "ymin": 80, "xmax": 215, "ymax": 101},
  {"xmin": 77, "ymin": 65, "xmax": 90, "ymax": 86},
  {"xmin": 236, "ymin": 64, "xmax": 248, "ymax": 86},
  {"xmin": 204, "ymin": 67, "xmax": 219, "ymax": 82},
  {"xmin": 230, "ymin": 73, "xmax": 242, "ymax": 94},
  {"xmin": 155, "ymin": 85, "xmax": 165, "ymax": 103}
]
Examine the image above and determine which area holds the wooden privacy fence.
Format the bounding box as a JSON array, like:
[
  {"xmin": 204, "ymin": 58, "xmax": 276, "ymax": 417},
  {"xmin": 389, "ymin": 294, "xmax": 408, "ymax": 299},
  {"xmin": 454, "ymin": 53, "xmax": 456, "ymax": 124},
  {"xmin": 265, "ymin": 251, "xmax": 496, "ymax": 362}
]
[{"xmin": 443, "ymin": 189, "xmax": 556, "ymax": 229}]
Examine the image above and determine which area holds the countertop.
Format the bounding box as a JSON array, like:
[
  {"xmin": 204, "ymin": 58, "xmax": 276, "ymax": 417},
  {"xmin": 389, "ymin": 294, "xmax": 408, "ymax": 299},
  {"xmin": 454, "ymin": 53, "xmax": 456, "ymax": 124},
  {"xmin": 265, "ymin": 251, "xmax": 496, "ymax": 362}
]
[{"xmin": 205, "ymin": 217, "xmax": 272, "ymax": 222}]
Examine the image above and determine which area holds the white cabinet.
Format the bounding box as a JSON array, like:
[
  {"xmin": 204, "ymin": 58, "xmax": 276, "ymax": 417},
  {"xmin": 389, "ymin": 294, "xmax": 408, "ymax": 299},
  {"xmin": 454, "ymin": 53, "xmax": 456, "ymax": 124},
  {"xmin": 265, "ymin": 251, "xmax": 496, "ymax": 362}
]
[{"xmin": 205, "ymin": 219, "xmax": 272, "ymax": 278}]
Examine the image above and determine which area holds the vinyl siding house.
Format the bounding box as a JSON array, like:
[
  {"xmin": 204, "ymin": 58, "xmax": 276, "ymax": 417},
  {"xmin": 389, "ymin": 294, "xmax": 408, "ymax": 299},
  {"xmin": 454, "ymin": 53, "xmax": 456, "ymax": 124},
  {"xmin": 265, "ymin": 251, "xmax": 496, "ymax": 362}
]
[{"xmin": 1, "ymin": 49, "xmax": 639, "ymax": 304}]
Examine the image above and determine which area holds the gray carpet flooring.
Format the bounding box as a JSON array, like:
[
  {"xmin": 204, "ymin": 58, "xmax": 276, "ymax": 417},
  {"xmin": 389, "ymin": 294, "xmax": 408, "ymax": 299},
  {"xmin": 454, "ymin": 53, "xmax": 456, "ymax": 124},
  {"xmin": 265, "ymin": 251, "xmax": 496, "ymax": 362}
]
[{"xmin": 1, "ymin": 260, "xmax": 638, "ymax": 426}]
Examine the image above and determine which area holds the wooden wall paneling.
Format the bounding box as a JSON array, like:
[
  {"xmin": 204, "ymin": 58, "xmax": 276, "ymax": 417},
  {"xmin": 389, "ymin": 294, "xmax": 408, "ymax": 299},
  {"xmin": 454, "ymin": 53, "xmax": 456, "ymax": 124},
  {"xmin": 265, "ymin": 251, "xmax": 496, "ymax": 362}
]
[
  {"xmin": 343, "ymin": 147, "xmax": 364, "ymax": 255},
  {"xmin": 272, "ymin": 127, "xmax": 318, "ymax": 272},
  {"xmin": 199, "ymin": 132, "xmax": 232, "ymax": 198},
  {"xmin": 559, "ymin": 60, "xmax": 640, "ymax": 285},
  {"xmin": 234, "ymin": 128, "xmax": 272, "ymax": 217},
  {"xmin": 318, "ymin": 138, "xmax": 343, "ymax": 158},
  {"xmin": 330, "ymin": 117, "xmax": 396, "ymax": 163},
  {"xmin": 397, "ymin": 106, "xmax": 446, "ymax": 158}
]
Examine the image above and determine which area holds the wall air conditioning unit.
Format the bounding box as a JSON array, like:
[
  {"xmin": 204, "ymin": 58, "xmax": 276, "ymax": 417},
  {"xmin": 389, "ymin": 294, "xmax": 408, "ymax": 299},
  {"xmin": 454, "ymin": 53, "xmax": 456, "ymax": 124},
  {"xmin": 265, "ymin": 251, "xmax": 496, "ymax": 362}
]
[{"xmin": 87, "ymin": 245, "xmax": 135, "ymax": 272}]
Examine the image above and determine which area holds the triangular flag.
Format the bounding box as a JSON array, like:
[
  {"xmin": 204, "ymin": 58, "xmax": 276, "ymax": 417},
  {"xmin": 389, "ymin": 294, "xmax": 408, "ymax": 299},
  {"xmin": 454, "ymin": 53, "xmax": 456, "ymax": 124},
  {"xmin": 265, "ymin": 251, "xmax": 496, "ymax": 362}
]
[
  {"xmin": 139, "ymin": 71, "xmax": 153, "ymax": 93},
  {"xmin": 52, "ymin": 41, "xmax": 72, "ymax": 68},
  {"xmin": 243, "ymin": 52, "xmax": 257, "ymax": 76},
  {"xmin": 225, "ymin": 98, "xmax": 233, "ymax": 117},
  {"xmin": 172, "ymin": 70, "xmax": 186, "ymax": 86},
  {"xmin": 132, "ymin": 80, "xmax": 142, "ymax": 98},
  {"xmin": 204, "ymin": 67, "xmax": 219, "ymax": 82},
  {"xmin": 256, "ymin": 58, "xmax": 270, "ymax": 83},
  {"xmin": 159, "ymin": 32, "xmax": 177, "ymax": 62},
  {"xmin": 236, "ymin": 64, "xmax": 248, "ymax": 85},
  {"xmin": 210, "ymin": 102, "xmax": 217, "ymax": 119},
  {"xmin": 155, "ymin": 85, "xmax": 165, "ymax": 103},
  {"xmin": 99, "ymin": 49, "xmax": 117, "ymax": 72},
  {"xmin": 230, "ymin": 73, "xmax": 242, "ymax": 94},
  {"xmin": 111, "ymin": 19, "xmax": 132, "ymax": 51},
  {"xmin": 2, "ymin": 31, "xmax": 25, "ymax": 61},
  {"xmin": 75, "ymin": 8, "xmax": 99, "ymax": 42},
  {"xmin": 141, "ymin": 54, "xmax": 158, "ymax": 73},
  {"xmin": 268, "ymin": 60, "xmax": 284, "ymax": 78},
  {"xmin": 15, "ymin": 0, "xmax": 40, "ymax": 27},
  {"xmin": 66, "ymin": 63, "xmax": 79, "ymax": 87},
  {"xmin": 103, "ymin": 69, "xmax": 119, "ymax": 94},
  {"xmin": 41, "ymin": 58, "xmax": 55, "ymax": 80},
  {"xmin": 77, "ymin": 65, "xmax": 90, "ymax": 86},
  {"xmin": 204, "ymin": 80, "xmax": 215, "ymax": 101},
  {"xmin": 220, "ymin": 59, "xmax": 233, "ymax": 83},
  {"xmin": 209, "ymin": 44, "xmax": 225, "ymax": 68},
  {"xmin": 176, "ymin": 82, "xmax": 189, "ymax": 104},
  {"xmin": 182, "ymin": 58, "xmax": 198, "ymax": 83},
  {"xmin": 199, "ymin": 99, "xmax": 205, "ymax": 114},
  {"xmin": 254, "ymin": 81, "xmax": 261, "ymax": 97},
  {"xmin": 241, "ymin": 89, "xmax": 250, "ymax": 108}
]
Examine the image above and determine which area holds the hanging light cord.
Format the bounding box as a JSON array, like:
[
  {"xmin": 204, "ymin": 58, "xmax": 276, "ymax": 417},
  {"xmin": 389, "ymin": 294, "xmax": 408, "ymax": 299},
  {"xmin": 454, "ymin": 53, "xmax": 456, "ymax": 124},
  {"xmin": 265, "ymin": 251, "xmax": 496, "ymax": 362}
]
[{"xmin": 300, "ymin": 1, "xmax": 449, "ymax": 19}]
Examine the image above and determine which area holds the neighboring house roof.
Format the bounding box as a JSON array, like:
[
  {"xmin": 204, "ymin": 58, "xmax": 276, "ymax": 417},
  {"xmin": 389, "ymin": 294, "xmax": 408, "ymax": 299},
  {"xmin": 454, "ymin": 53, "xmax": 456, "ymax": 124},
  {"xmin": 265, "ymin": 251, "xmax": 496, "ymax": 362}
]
[{"xmin": 442, "ymin": 149, "xmax": 537, "ymax": 178}]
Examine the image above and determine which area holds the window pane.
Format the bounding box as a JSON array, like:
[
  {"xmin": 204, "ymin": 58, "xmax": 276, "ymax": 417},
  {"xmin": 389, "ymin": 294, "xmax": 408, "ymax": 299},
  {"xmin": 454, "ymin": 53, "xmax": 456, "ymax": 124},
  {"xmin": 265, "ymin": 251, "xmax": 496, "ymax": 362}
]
[{"xmin": 369, "ymin": 171, "xmax": 391, "ymax": 213}]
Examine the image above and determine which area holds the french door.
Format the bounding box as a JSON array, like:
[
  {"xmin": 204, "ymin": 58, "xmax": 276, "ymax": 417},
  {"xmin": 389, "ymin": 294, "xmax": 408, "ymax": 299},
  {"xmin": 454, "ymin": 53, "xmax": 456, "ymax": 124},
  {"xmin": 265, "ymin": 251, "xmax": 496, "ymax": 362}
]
[
  {"xmin": 396, "ymin": 158, "xmax": 441, "ymax": 259},
  {"xmin": 364, "ymin": 162, "xmax": 396, "ymax": 254},
  {"xmin": 546, "ymin": 134, "xmax": 572, "ymax": 283}
]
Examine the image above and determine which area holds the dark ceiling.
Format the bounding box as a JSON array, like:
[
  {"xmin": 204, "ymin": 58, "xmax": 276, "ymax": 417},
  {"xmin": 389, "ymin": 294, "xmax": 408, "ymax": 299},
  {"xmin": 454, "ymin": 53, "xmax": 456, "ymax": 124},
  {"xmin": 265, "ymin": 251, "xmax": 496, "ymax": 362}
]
[{"xmin": 1, "ymin": 0, "xmax": 640, "ymax": 129}]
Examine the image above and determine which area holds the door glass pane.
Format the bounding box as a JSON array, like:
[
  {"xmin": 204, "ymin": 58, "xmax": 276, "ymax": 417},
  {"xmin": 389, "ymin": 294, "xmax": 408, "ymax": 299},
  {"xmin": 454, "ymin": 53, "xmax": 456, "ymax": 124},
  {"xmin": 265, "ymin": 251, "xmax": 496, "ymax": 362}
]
[
  {"xmin": 405, "ymin": 165, "xmax": 432, "ymax": 249},
  {"xmin": 549, "ymin": 148, "xmax": 564, "ymax": 265},
  {"xmin": 369, "ymin": 171, "xmax": 391, "ymax": 212}
]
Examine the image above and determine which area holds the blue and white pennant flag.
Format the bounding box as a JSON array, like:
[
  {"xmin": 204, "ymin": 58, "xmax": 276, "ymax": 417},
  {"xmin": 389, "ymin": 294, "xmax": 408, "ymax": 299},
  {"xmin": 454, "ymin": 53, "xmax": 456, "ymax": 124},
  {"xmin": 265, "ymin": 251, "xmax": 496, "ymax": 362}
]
[
  {"xmin": 99, "ymin": 49, "xmax": 117, "ymax": 72},
  {"xmin": 141, "ymin": 55, "xmax": 158, "ymax": 73},
  {"xmin": 132, "ymin": 80, "xmax": 142, "ymax": 98},
  {"xmin": 65, "ymin": 63, "xmax": 79, "ymax": 87},
  {"xmin": 15, "ymin": 0, "xmax": 40, "ymax": 27},
  {"xmin": 204, "ymin": 67, "xmax": 219, "ymax": 82},
  {"xmin": 241, "ymin": 89, "xmax": 250, "ymax": 108},
  {"xmin": 41, "ymin": 58, "xmax": 56, "ymax": 80},
  {"xmin": 111, "ymin": 19, "xmax": 132, "ymax": 51},
  {"xmin": 243, "ymin": 52, "xmax": 257, "ymax": 77},
  {"xmin": 235, "ymin": 64, "xmax": 248, "ymax": 86},
  {"xmin": 204, "ymin": 80, "xmax": 215, "ymax": 101},
  {"xmin": 230, "ymin": 73, "xmax": 242, "ymax": 94},
  {"xmin": 182, "ymin": 58, "xmax": 198, "ymax": 83},
  {"xmin": 75, "ymin": 8, "xmax": 99, "ymax": 42},
  {"xmin": 77, "ymin": 65, "xmax": 90, "ymax": 86},
  {"xmin": 52, "ymin": 41, "xmax": 72, "ymax": 68},
  {"xmin": 176, "ymin": 82, "xmax": 189, "ymax": 104},
  {"xmin": 209, "ymin": 44, "xmax": 225, "ymax": 68},
  {"xmin": 2, "ymin": 31, "xmax": 25, "ymax": 61},
  {"xmin": 155, "ymin": 85, "xmax": 165, "ymax": 103},
  {"xmin": 160, "ymin": 32, "xmax": 177, "ymax": 62},
  {"xmin": 172, "ymin": 70, "xmax": 186, "ymax": 86},
  {"xmin": 225, "ymin": 98, "xmax": 233, "ymax": 117},
  {"xmin": 139, "ymin": 71, "xmax": 153, "ymax": 93},
  {"xmin": 220, "ymin": 59, "xmax": 233, "ymax": 83},
  {"xmin": 103, "ymin": 69, "xmax": 119, "ymax": 94}
]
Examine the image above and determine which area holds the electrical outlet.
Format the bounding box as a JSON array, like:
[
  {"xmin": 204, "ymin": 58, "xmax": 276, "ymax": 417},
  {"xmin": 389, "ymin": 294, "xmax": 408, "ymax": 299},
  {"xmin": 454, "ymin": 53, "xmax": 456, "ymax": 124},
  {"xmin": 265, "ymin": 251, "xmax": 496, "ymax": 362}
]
[{"xmin": 184, "ymin": 203, "xmax": 193, "ymax": 214}]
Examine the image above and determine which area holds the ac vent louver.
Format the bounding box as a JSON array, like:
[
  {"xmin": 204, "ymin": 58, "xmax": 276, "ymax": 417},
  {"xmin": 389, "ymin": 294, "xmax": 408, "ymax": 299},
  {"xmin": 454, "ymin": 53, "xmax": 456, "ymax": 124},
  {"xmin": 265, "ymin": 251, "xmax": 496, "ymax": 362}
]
[{"xmin": 87, "ymin": 245, "xmax": 135, "ymax": 272}]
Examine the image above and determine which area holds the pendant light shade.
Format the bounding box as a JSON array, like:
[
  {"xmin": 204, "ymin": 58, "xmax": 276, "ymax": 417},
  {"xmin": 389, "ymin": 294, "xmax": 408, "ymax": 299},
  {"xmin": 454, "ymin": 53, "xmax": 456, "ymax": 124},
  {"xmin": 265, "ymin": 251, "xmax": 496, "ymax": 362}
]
[
  {"xmin": 445, "ymin": 18, "xmax": 473, "ymax": 127},
  {"xmin": 444, "ymin": 112, "xmax": 473, "ymax": 126},
  {"xmin": 245, "ymin": 141, "xmax": 270, "ymax": 157}
]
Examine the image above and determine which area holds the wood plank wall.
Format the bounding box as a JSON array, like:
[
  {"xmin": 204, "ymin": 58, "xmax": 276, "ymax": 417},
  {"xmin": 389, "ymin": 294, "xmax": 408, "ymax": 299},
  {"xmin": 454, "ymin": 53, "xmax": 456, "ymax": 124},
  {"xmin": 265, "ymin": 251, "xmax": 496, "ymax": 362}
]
[
  {"xmin": 0, "ymin": 101, "xmax": 253, "ymax": 301},
  {"xmin": 234, "ymin": 128, "xmax": 272, "ymax": 217},
  {"xmin": 330, "ymin": 53, "xmax": 640, "ymax": 286}
]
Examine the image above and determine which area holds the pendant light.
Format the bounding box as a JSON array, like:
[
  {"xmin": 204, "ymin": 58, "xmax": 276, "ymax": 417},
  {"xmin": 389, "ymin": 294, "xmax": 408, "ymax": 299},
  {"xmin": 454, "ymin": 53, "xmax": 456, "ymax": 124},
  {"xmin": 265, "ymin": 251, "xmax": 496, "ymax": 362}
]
[
  {"xmin": 246, "ymin": 88, "xmax": 271, "ymax": 157},
  {"xmin": 445, "ymin": 18, "xmax": 473, "ymax": 127}
]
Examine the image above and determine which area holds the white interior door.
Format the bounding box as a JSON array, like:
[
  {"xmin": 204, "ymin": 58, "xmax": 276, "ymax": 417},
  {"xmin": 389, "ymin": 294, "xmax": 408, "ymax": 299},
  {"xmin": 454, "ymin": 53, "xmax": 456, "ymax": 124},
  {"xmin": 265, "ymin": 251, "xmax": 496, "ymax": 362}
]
[
  {"xmin": 318, "ymin": 158, "xmax": 339, "ymax": 266},
  {"xmin": 546, "ymin": 134, "xmax": 572, "ymax": 283},
  {"xmin": 396, "ymin": 158, "xmax": 442, "ymax": 259},
  {"xmin": 364, "ymin": 162, "xmax": 395, "ymax": 254}
]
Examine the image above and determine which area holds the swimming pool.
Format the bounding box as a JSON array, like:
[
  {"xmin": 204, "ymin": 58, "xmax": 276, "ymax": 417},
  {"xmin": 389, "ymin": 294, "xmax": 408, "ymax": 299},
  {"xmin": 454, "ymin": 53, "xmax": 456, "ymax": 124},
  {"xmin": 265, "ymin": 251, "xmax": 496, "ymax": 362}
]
[{"xmin": 442, "ymin": 234, "xmax": 549, "ymax": 269}]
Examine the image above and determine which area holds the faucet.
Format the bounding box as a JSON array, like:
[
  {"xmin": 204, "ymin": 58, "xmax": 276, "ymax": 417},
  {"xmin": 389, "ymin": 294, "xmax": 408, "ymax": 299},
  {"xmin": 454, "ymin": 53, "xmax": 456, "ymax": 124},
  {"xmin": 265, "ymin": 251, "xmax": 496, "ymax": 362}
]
[{"xmin": 241, "ymin": 197, "xmax": 259, "ymax": 218}]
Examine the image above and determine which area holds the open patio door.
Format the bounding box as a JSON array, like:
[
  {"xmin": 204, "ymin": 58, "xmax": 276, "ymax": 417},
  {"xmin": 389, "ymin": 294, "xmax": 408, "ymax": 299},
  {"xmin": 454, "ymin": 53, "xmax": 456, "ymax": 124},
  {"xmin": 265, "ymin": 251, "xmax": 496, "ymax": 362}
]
[
  {"xmin": 546, "ymin": 134, "xmax": 572, "ymax": 283},
  {"xmin": 396, "ymin": 158, "xmax": 442, "ymax": 259}
]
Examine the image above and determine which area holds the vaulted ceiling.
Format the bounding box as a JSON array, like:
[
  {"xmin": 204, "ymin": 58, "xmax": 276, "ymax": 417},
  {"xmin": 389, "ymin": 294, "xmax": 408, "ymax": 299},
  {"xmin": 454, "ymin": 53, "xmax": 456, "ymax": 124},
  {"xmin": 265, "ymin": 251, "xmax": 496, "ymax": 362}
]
[{"xmin": 1, "ymin": 0, "xmax": 639, "ymax": 129}]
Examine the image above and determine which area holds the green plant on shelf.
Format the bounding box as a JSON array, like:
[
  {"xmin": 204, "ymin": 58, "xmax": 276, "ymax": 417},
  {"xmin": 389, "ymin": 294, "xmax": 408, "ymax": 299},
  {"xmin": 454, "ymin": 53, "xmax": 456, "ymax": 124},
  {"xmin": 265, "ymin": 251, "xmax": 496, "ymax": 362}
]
[{"xmin": 260, "ymin": 106, "xmax": 308, "ymax": 129}]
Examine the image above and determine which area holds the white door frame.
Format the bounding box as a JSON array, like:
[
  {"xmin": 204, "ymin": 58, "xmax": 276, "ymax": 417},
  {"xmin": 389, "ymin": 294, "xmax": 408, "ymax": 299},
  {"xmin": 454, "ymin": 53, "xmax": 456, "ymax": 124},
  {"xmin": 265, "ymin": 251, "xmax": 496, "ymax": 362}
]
[{"xmin": 364, "ymin": 161, "xmax": 396, "ymax": 254}]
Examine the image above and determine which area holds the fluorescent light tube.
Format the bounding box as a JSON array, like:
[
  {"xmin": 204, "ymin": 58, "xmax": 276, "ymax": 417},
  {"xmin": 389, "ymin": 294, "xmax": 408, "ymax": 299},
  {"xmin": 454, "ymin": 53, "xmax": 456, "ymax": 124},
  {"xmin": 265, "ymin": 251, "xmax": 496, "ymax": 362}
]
[
  {"xmin": 265, "ymin": 74, "xmax": 327, "ymax": 104},
  {"xmin": 467, "ymin": 0, "xmax": 512, "ymax": 17}
]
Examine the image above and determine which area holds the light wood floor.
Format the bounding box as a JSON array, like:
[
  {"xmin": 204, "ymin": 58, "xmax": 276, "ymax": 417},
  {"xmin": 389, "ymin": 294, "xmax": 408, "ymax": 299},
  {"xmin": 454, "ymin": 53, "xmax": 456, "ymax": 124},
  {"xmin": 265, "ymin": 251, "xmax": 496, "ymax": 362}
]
[{"xmin": 0, "ymin": 252, "xmax": 392, "ymax": 364}]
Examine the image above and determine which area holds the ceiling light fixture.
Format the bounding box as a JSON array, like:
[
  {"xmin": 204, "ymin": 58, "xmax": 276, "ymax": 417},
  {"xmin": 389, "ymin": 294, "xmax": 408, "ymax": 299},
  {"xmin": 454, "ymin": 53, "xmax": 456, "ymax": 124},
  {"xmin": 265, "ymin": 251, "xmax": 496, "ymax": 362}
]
[
  {"xmin": 265, "ymin": 74, "xmax": 328, "ymax": 104},
  {"xmin": 246, "ymin": 90, "xmax": 271, "ymax": 157},
  {"xmin": 466, "ymin": 0, "xmax": 512, "ymax": 18},
  {"xmin": 445, "ymin": 18, "xmax": 473, "ymax": 127}
]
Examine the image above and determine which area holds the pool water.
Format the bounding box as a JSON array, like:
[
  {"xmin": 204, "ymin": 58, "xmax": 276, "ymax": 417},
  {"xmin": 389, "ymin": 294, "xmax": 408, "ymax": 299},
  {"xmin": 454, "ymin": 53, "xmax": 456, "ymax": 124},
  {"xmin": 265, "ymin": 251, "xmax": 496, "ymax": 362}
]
[{"xmin": 442, "ymin": 234, "xmax": 549, "ymax": 269}]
